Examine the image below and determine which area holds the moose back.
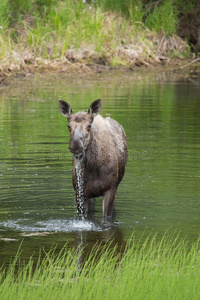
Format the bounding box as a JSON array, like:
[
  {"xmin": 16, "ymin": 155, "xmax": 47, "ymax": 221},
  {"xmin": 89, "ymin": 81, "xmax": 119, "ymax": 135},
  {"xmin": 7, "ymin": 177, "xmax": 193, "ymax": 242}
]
[{"xmin": 58, "ymin": 99, "xmax": 127, "ymax": 217}]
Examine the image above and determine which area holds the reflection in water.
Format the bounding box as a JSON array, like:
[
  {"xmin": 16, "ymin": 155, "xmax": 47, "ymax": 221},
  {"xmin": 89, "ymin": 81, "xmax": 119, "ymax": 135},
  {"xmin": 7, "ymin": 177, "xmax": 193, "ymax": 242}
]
[
  {"xmin": 0, "ymin": 70, "xmax": 200, "ymax": 266},
  {"xmin": 73, "ymin": 224, "xmax": 124, "ymax": 271}
]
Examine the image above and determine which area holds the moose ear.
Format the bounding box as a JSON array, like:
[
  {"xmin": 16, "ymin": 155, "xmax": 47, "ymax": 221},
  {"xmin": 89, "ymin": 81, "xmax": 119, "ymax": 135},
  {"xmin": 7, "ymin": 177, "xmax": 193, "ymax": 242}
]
[
  {"xmin": 88, "ymin": 99, "xmax": 102, "ymax": 118},
  {"xmin": 58, "ymin": 100, "xmax": 73, "ymax": 121}
]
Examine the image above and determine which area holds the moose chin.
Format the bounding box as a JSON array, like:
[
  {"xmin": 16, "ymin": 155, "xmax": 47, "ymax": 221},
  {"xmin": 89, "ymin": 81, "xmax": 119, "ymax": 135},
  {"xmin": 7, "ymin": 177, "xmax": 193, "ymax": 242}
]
[{"xmin": 58, "ymin": 99, "xmax": 127, "ymax": 218}]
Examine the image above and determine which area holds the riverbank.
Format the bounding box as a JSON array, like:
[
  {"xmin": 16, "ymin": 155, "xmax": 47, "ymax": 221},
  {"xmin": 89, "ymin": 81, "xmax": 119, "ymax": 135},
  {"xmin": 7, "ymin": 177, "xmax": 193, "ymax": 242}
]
[
  {"xmin": 1, "ymin": 0, "xmax": 197, "ymax": 85},
  {"xmin": 0, "ymin": 33, "xmax": 192, "ymax": 85}
]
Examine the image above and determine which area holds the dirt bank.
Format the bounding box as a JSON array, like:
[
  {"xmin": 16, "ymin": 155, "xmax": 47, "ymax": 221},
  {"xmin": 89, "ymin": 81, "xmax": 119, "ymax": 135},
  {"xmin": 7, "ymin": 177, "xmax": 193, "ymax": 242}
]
[{"xmin": 0, "ymin": 34, "xmax": 198, "ymax": 86}]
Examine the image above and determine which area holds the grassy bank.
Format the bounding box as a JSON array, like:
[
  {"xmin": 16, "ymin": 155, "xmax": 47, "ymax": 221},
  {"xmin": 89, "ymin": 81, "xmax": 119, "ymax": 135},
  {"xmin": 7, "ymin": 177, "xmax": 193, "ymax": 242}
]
[
  {"xmin": 1, "ymin": 234, "xmax": 200, "ymax": 299},
  {"xmin": 0, "ymin": 0, "xmax": 195, "ymax": 83}
]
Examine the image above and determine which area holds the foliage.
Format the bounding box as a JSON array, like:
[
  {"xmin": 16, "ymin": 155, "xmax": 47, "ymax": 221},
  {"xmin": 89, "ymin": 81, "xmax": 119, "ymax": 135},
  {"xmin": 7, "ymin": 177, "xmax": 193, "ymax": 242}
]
[
  {"xmin": 1, "ymin": 234, "xmax": 200, "ymax": 299},
  {"xmin": 0, "ymin": 0, "xmax": 193, "ymax": 70},
  {"xmin": 1, "ymin": 0, "xmax": 199, "ymax": 34},
  {"xmin": 0, "ymin": 0, "xmax": 10, "ymax": 30},
  {"xmin": 145, "ymin": 0, "xmax": 178, "ymax": 35},
  {"xmin": 128, "ymin": 0, "xmax": 145, "ymax": 24}
]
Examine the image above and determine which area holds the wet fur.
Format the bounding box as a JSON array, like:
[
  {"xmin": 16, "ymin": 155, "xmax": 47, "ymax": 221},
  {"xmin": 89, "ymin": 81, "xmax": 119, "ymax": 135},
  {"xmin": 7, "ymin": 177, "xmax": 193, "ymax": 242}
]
[
  {"xmin": 72, "ymin": 114, "xmax": 127, "ymax": 216},
  {"xmin": 58, "ymin": 99, "xmax": 127, "ymax": 218}
]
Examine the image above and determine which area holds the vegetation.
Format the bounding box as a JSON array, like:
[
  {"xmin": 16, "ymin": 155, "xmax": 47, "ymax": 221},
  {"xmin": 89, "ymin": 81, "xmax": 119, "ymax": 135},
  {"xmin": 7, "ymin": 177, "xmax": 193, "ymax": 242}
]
[
  {"xmin": 1, "ymin": 233, "xmax": 200, "ymax": 299},
  {"xmin": 0, "ymin": 0, "xmax": 199, "ymax": 81}
]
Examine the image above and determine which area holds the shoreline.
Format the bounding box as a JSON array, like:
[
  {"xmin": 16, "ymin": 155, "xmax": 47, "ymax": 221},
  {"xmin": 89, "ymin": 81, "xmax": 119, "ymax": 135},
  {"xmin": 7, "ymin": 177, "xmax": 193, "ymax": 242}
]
[
  {"xmin": 0, "ymin": 1, "xmax": 199, "ymax": 86},
  {"xmin": 0, "ymin": 49, "xmax": 198, "ymax": 86}
]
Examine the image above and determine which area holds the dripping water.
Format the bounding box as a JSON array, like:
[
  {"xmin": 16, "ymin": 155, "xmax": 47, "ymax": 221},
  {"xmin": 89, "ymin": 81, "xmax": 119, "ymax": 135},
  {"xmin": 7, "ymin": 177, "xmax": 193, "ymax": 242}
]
[{"xmin": 74, "ymin": 157, "xmax": 86, "ymax": 218}]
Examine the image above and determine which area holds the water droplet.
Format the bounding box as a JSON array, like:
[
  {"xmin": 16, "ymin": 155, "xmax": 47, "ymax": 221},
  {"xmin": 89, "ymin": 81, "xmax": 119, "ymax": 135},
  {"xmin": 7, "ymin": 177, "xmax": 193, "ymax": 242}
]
[{"xmin": 75, "ymin": 158, "xmax": 85, "ymax": 216}]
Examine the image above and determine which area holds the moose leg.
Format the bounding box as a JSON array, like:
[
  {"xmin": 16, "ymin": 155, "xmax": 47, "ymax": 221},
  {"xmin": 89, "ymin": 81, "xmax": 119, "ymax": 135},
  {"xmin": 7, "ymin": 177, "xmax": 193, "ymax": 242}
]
[
  {"xmin": 103, "ymin": 189, "xmax": 116, "ymax": 217},
  {"xmin": 86, "ymin": 198, "xmax": 96, "ymax": 212}
]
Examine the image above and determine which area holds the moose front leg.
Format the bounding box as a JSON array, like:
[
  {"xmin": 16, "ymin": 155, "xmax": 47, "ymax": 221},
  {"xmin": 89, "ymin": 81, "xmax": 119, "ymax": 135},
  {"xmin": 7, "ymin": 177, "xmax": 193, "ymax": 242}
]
[
  {"xmin": 86, "ymin": 198, "xmax": 96, "ymax": 212},
  {"xmin": 103, "ymin": 189, "xmax": 116, "ymax": 218}
]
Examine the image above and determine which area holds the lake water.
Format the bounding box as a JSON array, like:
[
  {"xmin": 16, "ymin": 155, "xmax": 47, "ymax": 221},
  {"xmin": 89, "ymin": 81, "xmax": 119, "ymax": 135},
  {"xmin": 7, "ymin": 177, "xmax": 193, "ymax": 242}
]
[{"xmin": 0, "ymin": 69, "xmax": 200, "ymax": 266}]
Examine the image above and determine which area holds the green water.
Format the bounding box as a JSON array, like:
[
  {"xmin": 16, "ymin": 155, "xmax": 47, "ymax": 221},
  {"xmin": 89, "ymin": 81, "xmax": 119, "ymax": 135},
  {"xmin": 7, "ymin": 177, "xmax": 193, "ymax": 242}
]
[{"xmin": 0, "ymin": 70, "xmax": 200, "ymax": 265}]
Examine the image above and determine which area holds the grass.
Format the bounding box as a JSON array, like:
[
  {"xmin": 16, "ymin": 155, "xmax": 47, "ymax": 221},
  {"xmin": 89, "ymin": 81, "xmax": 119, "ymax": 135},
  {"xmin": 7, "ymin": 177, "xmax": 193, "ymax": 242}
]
[
  {"xmin": 0, "ymin": 0, "xmax": 192, "ymax": 81},
  {"xmin": 96, "ymin": 0, "xmax": 178, "ymax": 35},
  {"xmin": 1, "ymin": 233, "xmax": 200, "ymax": 299},
  {"xmin": 145, "ymin": 0, "xmax": 178, "ymax": 35}
]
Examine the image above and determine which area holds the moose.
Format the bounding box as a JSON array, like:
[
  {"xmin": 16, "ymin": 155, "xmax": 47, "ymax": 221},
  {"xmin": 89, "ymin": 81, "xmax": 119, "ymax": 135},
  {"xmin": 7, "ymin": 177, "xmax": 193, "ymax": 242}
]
[{"xmin": 58, "ymin": 99, "xmax": 127, "ymax": 218}]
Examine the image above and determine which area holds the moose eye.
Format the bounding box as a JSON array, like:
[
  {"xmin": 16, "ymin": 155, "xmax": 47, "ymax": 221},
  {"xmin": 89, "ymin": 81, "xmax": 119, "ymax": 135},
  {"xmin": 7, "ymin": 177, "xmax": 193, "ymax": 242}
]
[
  {"xmin": 68, "ymin": 125, "xmax": 72, "ymax": 131},
  {"xmin": 87, "ymin": 125, "xmax": 92, "ymax": 131}
]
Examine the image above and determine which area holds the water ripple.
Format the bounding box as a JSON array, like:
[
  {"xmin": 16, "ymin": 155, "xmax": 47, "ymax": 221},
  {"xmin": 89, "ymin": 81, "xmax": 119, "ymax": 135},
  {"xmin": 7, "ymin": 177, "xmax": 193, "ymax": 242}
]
[{"xmin": 0, "ymin": 218, "xmax": 106, "ymax": 233}]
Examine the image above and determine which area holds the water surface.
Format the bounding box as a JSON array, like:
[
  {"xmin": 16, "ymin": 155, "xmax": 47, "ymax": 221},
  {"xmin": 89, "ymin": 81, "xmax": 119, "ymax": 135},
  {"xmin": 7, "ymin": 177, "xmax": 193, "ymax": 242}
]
[{"xmin": 0, "ymin": 70, "xmax": 200, "ymax": 265}]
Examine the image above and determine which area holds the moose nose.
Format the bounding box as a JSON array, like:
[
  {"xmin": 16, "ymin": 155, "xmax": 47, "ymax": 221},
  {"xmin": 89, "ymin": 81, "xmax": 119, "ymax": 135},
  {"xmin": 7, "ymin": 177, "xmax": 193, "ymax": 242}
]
[
  {"xmin": 69, "ymin": 139, "xmax": 84, "ymax": 154},
  {"xmin": 69, "ymin": 146, "xmax": 83, "ymax": 154},
  {"xmin": 69, "ymin": 125, "xmax": 84, "ymax": 156}
]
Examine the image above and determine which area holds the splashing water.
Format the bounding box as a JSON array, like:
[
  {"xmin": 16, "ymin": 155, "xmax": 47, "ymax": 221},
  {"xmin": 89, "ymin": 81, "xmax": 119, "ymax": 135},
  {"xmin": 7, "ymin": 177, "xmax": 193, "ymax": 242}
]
[
  {"xmin": 74, "ymin": 157, "xmax": 86, "ymax": 217},
  {"xmin": 0, "ymin": 218, "xmax": 104, "ymax": 233}
]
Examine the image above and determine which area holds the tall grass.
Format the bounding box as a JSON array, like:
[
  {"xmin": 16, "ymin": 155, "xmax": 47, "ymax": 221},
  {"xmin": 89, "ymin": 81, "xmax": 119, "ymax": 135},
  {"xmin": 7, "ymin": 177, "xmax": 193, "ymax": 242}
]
[
  {"xmin": 0, "ymin": 0, "xmax": 10, "ymax": 30},
  {"xmin": 1, "ymin": 234, "xmax": 200, "ymax": 299},
  {"xmin": 96, "ymin": 0, "xmax": 178, "ymax": 34},
  {"xmin": 0, "ymin": 0, "xmax": 191, "ymax": 73},
  {"xmin": 26, "ymin": 3, "xmax": 110, "ymax": 58},
  {"xmin": 145, "ymin": 0, "xmax": 178, "ymax": 35}
]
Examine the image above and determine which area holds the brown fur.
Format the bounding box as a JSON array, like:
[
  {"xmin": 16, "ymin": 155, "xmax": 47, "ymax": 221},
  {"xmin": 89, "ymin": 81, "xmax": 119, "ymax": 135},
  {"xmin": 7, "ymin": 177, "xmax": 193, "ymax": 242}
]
[{"xmin": 58, "ymin": 99, "xmax": 127, "ymax": 217}]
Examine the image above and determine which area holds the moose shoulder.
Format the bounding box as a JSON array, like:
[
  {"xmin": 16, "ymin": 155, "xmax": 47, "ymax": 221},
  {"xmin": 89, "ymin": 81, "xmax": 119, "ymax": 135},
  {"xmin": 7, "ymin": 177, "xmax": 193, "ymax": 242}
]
[{"xmin": 58, "ymin": 99, "xmax": 127, "ymax": 218}]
